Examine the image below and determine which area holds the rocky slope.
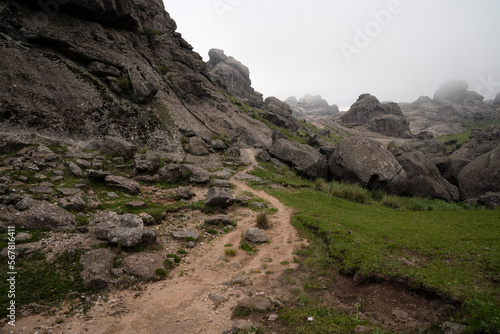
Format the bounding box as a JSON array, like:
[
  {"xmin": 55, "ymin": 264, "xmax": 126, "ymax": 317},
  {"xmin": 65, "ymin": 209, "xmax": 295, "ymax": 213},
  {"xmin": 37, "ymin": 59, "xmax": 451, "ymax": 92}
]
[
  {"xmin": 400, "ymin": 80, "xmax": 500, "ymax": 136},
  {"xmin": 0, "ymin": 0, "xmax": 273, "ymax": 152}
]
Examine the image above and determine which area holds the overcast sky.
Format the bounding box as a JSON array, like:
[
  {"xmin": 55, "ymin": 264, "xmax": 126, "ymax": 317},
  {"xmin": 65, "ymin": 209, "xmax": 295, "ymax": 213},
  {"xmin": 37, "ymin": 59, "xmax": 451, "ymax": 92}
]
[{"xmin": 163, "ymin": 0, "xmax": 500, "ymax": 110}]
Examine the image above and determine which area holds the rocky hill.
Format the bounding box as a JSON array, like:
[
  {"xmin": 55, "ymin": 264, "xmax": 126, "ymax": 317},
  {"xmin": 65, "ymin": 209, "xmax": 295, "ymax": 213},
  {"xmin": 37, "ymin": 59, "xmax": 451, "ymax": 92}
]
[
  {"xmin": 400, "ymin": 80, "xmax": 500, "ymax": 136},
  {"xmin": 284, "ymin": 94, "xmax": 339, "ymax": 121}
]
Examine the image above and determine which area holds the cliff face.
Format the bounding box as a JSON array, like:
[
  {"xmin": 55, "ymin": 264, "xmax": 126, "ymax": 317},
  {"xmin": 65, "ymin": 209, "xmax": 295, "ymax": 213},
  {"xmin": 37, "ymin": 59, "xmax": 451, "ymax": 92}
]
[{"xmin": 0, "ymin": 0, "xmax": 272, "ymax": 151}]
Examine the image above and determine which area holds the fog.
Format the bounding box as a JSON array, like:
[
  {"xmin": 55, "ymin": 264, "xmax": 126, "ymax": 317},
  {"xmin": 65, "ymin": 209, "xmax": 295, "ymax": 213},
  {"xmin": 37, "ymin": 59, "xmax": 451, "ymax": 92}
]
[{"xmin": 163, "ymin": 0, "xmax": 500, "ymax": 110}]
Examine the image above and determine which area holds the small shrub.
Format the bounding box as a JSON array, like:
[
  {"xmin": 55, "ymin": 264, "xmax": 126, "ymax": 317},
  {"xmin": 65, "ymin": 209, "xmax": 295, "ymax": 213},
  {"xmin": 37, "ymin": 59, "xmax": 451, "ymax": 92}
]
[
  {"xmin": 177, "ymin": 249, "xmax": 187, "ymax": 255},
  {"xmin": 206, "ymin": 228, "xmax": 218, "ymax": 235},
  {"xmin": 163, "ymin": 259, "xmax": 175, "ymax": 269},
  {"xmin": 381, "ymin": 195, "xmax": 403, "ymax": 209},
  {"xmin": 280, "ymin": 261, "xmax": 290, "ymax": 265},
  {"xmin": 313, "ymin": 178, "xmax": 326, "ymax": 191},
  {"xmin": 240, "ymin": 242, "xmax": 253, "ymax": 252},
  {"xmin": 225, "ymin": 249, "xmax": 237, "ymax": 257},
  {"xmin": 167, "ymin": 254, "xmax": 181, "ymax": 263},
  {"xmin": 155, "ymin": 268, "xmax": 167, "ymax": 277},
  {"xmin": 224, "ymin": 243, "xmax": 233, "ymax": 248},
  {"xmin": 256, "ymin": 211, "xmax": 271, "ymax": 230}
]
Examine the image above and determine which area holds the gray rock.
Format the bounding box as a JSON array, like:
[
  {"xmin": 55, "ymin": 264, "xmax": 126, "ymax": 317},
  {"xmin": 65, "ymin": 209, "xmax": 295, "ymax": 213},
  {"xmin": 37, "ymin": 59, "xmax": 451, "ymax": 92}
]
[
  {"xmin": 105, "ymin": 175, "xmax": 141, "ymax": 194},
  {"xmin": 250, "ymin": 202, "xmax": 266, "ymax": 210},
  {"xmin": 94, "ymin": 136, "xmax": 136, "ymax": 159},
  {"xmin": 237, "ymin": 296, "xmax": 272, "ymax": 312},
  {"xmin": 205, "ymin": 187, "xmax": 235, "ymax": 207},
  {"xmin": 341, "ymin": 94, "xmax": 405, "ymax": 125},
  {"xmin": 394, "ymin": 146, "xmax": 459, "ymax": 201},
  {"xmin": 31, "ymin": 186, "xmax": 54, "ymax": 194},
  {"xmin": 80, "ymin": 248, "xmax": 115, "ymax": 289},
  {"xmin": 212, "ymin": 170, "xmax": 232, "ymax": 180},
  {"xmin": 175, "ymin": 186, "xmax": 194, "ymax": 199},
  {"xmin": 68, "ymin": 162, "xmax": 83, "ymax": 177},
  {"xmin": 0, "ymin": 198, "xmax": 75, "ymax": 230},
  {"xmin": 87, "ymin": 169, "xmax": 110, "ymax": 180},
  {"xmin": 75, "ymin": 159, "xmax": 91, "ymax": 168},
  {"xmin": 60, "ymin": 194, "xmax": 87, "ymax": 212},
  {"xmin": 205, "ymin": 215, "xmax": 232, "ymax": 225},
  {"xmin": 126, "ymin": 200, "xmax": 146, "ymax": 208},
  {"xmin": 57, "ymin": 188, "xmax": 81, "ymax": 196},
  {"xmin": 231, "ymin": 319, "xmax": 252, "ymax": 333},
  {"xmin": 94, "ymin": 211, "xmax": 144, "ymax": 247},
  {"xmin": 441, "ymin": 321, "xmax": 467, "ymax": 334},
  {"xmin": 365, "ymin": 114, "xmax": 412, "ymax": 138},
  {"xmin": 187, "ymin": 137, "xmax": 209, "ymax": 156},
  {"xmin": 171, "ymin": 230, "xmax": 199, "ymax": 241},
  {"xmin": 180, "ymin": 164, "xmax": 211, "ymax": 183},
  {"xmin": 159, "ymin": 164, "xmax": 182, "ymax": 183},
  {"xmin": 87, "ymin": 61, "xmax": 121, "ymax": 77},
  {"xmin": 458, "ymin": 144, "xmax": 500, "ymax": 201},
  {"xmin": 141, "ymin": 228, "xmax": 157, "ymax": 245},
  {"xmin": 329, "ymin": 136, "xmax": 408, "ymax": 194},
  {"xmin": 269, "ymin": 139, "xmax": 328, "ymax": 179},
  {"xmin": 245, "ymin": 228, "xmax": 268, "ymax": 243},
  {"xmin": 211, "ymin": 139, "xmax": 228, "ymax": 150},
  {"xmin": 134, "ymin": 174, "xmax": 161, "ymax": 183},
  {"xmin": 232, "ymin": 275, "xmax": 248, "ymax": 286},
  {"xmin": 15, "ymin": 232, "xmax": 32, "ymax": 241},
  {"xmin": 257, "ymin": 150, "xmax": 271, "ymax": 162},
  {"xmin": 134, "ymin": 152, "xmax": 161, "ymax": 173},
  {"xmin": 208, "ymin": 293, "xmax": 227, "ymax": 304},
  {"xmin": 122, "ymin": 253, "xmax": 165, "ymax": 281},
  {"xmin": 211, "ymin": 179, "xmax": 233, "ymax": 188},
  {"xmin": 107, "ymin": 192, "xmax": 120, "ymax": 199},
  {"xmin": 477, "ymin": 192, "xmax": 500, "ymax": 209}
]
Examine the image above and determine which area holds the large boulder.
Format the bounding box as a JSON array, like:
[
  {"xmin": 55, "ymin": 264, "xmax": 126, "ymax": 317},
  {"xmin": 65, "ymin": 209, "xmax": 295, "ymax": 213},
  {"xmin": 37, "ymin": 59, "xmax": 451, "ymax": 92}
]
[
  {"xmin": 433, "ymin": 156, "xmax": 471, "ymax": 187},
  {"xmin": 205, "ymin": 187, "xmax": 235, "ymax": 207},
  {"xmin": 80, "ymin": 248, "xmax": 115, "ymax": 289},
  {"xmin": 121, "ymin": 253, "xmax": 166, "ymax": 281},
  {"xmin": 93, "ymin": 136, "xmax": 137, "ymax": 159},
  {"xmin": 134, "ymin": 152, "xmax": 161, "ymax": 173},
  {"xmin": 457, "ymin": 145, "xmax": 500, "ymax": 201},
  {"xmin": 393, "ymin": 146, "xmax": 460, "ymax": 201},
  {"xmin": 269, "ymin": 139, "xmax": 328, "ymax": 179},
  {"xmin": 451, "ymin": 125, "xmax": 500, "ymax": 160},
  {"xmin": 245, "ymin": 228, "xmax": 268, "ymax": 243},
  {"xmin": 0, "ymin": 198, "xmax": 76, "ymax": 231},
  {"xmin": 365, "ymin": 114, "xmax": 412, "ymax": 138},
  {"xmin": 262, "ymin": 97, "xmax": 300, "ymax": 132},
  {"xmin": 159, "ymin": 164, "xmax": 182, "ymax": 183},
  {"xmin": 179, "ymin": 164, "xmax": 211, "ymax": 183},
  {"xmin": 187, "ymin": 137, "xmax": 209, "ymax": 156},
  {"xmin": 328, "ymin": 137, "xmax": 408, "ymax": 194},
  {"xmin": 93, "ymin": 211, "xmax": 144, "ymax": 247}
]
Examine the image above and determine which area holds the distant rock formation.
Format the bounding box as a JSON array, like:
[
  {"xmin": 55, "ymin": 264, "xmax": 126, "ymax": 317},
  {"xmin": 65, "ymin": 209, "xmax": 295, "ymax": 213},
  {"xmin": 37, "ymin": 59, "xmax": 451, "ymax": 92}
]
[
  {"xmin": 285, "ymin": 94, "xmax": 339, "ymax": 121},
  {"xmin": 400, "ymin": 80, "xmax": 500, "ymax": 136},
  {"xmin": 493, "ymin": 92, "xmax": 500, "ymax": 108},
  {"xmin": 340, "ymin": 94, "xmax": 412, "ymax": 138},
  {"xmin": 207, "ymin": 49, "xmax": 264, "ymax": 107}
]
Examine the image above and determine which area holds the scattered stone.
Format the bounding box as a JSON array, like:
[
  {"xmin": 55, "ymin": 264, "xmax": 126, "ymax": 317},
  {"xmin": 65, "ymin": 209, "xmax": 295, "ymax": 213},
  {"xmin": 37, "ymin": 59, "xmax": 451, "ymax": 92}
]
[
  {"xmin": 31, "ymin": 186, "xmax": 54, "ymax": 194},
  {"xmin": 134, "ymin": 152, "xmax": 161, "ymax": 173},
  {"xmin": 60, "ymin": 194, "xmax": 87, "ymax": 212},
  {"xmin": 231, "ymin": 319, "xmax": 252, "ymax": 333},
  {"xmin": 205, "ymin": 187, "xmax": 235, "ymax": 207},
  {"xmin": 237, "ymin": 296, "xmax": 272, "ymax": 312},
  {"xmin": 134, "ymin": 174, "xmax": 161, "ymax": 183},
  {"xmin": 53, "ymin": 170, "xmax": 64, "ymax": 176},
  {"xmin": 392, "ymin": 308, "xmax": 409, "ymax": 323},
  {"xmin": 186, "ymin": 241, "xmax": 196, "ymax": 248},
  {"xmin": 57, "ymin": 188, "xmax": 80, "ymax": 196},
  {"xmin": 232, "ymin": 275, "xmax": 248, "ymax": 287},
  {"xmin": 68, "ymin": 162, "xmax": 83, "ymax": 177},
  {"xmin": 105, "ymin": 175, "xmax": 141, "ymax": 194},
  {"xmin": 92, "ymin": 160, "xmax": 103, "ymax": 168},
  {"xmin": 245, "ymin": 228, "xmax": 268, "ymax": 243},
  {"xmin": 308, "ymin": 317, "xmax": 314, "ymax": 322},
  {"xmin": 159, "ymin": 164, "xmax": 182, "ymax": 183},
  {"xmin": 15, "ymin": 232, "xmax": 31, "ymax": 241},
  {"xmin": 268, "ymin": 314, "xmax": 278, "ymax": 321},
  {"xmin": 122, "ymin": 253, "xmax": 165, "ymax": 281},
  {"xmin": 441, "ymin": 321, "xmax": 467, "ymax": 334},
  {"xmin": 212, "ymin": 170, "xmax": 232, "ymax": 180},
  {"xmin": 211, "ymin": 179, "xmax": 233, "ymax": 188},
  {"xmin": 107, "ymin": 192, "xmax": 119, "ymax": 199},
  {"xmin": 204, "ymin": 214, "xmax": 232, "ymax": 225},
  {"xmin": 75, "ymin": 159, "xmax": 91, "ymax": 168},
  {"xmin": 93, "ymin": 136, "xmax": 136, "ymax": 159},
  {"xmin": 126, "ymin": 200, "xmax": 146, "ymax": 208},
  {"xmin": 171, "ymin": 230, "xmax": 199, "ymax": 241},
  {"xmin": 93, "ymin": 211, "xmax": 144, "ymax": 247},
  {"xmin": 250, "ymin": 202, "xmax": 266, "ymax": 210},
  {"xmin": 175, "ymin": 186, "xmax": 194, "ymax": 200},
  {"xmin": 87, "ymin": 169, "xmax": 110, "ymax": 180},
  {"xmin": 211, "ymin": 139, "xmax": 228, "ymax": 150},
  {"xmin": 139, "ymin": 212, "xmax": 155, "ymax": 225},
  {"xmin": 180, "ymin": 164, "xmax": 211, "ymax": 183},
  {"xmin": 80, "ymin": 248, "xmax": 115, "ymax": 289},
  {"xmin": 34, "ymin": 173, "xmax": 46, "ymax": 180},
  {"xmin": 208, "ymin": 293, "xmax": 227, "ymax": 304},
  {"xmin": 40, "ymin": 182, "xmax": 53, "ymax": 187}
]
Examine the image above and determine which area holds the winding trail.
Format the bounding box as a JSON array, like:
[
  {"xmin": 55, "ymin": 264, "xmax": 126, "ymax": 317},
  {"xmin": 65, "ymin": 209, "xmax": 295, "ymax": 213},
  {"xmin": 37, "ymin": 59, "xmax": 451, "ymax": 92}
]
[{"xmin": 13, "ymin": 149, "xmax": 303, "ymax": 334}]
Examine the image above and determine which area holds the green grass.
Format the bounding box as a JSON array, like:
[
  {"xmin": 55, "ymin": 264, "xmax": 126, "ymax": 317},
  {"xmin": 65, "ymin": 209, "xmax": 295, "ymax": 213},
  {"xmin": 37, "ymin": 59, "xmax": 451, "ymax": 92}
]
[
  {"xmin": 438, "ymin": 120, "xmax": 500, "ymax": 152},
  {"xmin": 250, "ymin": 161, "xmax": 312, "ymax": 188},
  {"xmin": 0, "ymin": 250, "xmax": 88, "ymax": 310},
  {"xmin": 256, "ymin": 211, "xmax": 272, "ymax": 229},
  {"xmin": 225, "ymin": 248, "xmax": 237, "ymax": 256}
]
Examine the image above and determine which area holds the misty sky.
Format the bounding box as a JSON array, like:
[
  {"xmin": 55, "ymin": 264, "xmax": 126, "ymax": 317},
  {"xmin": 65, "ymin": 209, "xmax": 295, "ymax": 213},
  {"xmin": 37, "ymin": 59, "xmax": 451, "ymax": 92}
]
[{"xmin": 163, "ymin": 0, "xmax": 500, "ymax": 110}]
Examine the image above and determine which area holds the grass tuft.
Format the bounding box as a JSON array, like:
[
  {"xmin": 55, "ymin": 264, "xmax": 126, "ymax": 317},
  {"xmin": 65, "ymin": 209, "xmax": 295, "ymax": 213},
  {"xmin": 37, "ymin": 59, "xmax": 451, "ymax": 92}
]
[{"xmin": 256, "ymin": 211, "xmax": 272, "ymax": 230}]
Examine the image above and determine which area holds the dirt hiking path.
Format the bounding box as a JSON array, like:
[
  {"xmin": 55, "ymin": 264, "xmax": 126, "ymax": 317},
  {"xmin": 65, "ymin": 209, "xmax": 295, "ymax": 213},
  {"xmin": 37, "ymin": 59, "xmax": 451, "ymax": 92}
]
[{"xmin": 12, "ymin": 149, "xmax": 303, "ymax": 334}]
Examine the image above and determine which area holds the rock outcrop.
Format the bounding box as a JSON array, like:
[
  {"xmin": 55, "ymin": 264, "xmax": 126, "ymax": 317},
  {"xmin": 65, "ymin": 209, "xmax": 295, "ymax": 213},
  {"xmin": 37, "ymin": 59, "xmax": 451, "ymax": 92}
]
[
  {"xmin": 0, "ymin": 0, "xmax": 273, "ymax": 151},
  {"xmin": 340, "ymin": 94, "xmax": 411, "ymax": 138},
  {"xmin": 261, "ymin": 97, "xmax": 301, "ymax": 132},
  {"xmin": 285, "ymin": 94, "xmax": 339, "ymax": 121},
  {"xmin": 328, "ymin": 137, "xmax": 408, "ymax": 194},
  {"xmin": 450, "ymin": 125, "xmax": 500, "ymax": 160},
  {"xmin": 400, "ymin": 80, "xmax": 500, "ymax": 137},
  {"xmin": 269, "ymin": 139, "xmax": 328, "ymax": 179},
  {"xmin": 93, "ymin": 211, "xmax": 145, "ymax": 247},
  {"xmin": 207, "ymin": 48, "xmax": 263, "ymax": 107}
]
